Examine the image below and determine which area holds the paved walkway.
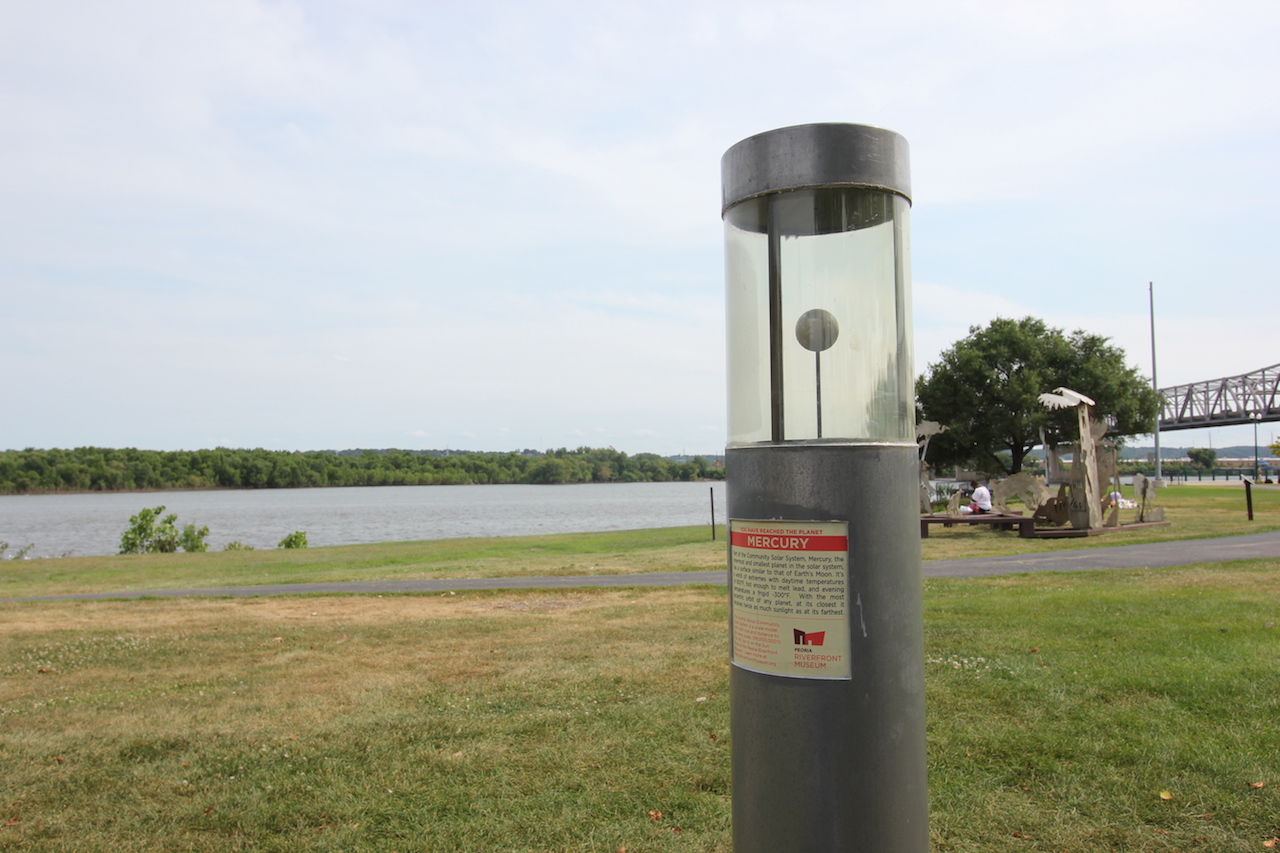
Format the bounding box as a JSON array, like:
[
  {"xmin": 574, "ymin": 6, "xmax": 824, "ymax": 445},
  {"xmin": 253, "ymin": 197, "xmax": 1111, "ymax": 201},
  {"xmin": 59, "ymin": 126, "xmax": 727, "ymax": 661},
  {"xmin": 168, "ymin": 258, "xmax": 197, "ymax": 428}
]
[
  {"xmin": 9, "ymin": 530, "xmax": 1278, "ymax": 602},
  {"xmin": 921, "ymin": 528, "xmax": 1280, "ymax": 578}
]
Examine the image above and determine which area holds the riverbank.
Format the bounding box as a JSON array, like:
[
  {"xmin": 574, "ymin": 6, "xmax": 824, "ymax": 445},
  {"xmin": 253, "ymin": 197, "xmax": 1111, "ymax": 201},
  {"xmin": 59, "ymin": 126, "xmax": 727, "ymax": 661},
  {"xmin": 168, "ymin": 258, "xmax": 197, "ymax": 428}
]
[
  {"xmin": 0, "ymin": 481, "xmax": 729, "ymax": 558},
  {"xmin": 2, "ymin": 484, "xmax": 1276, "ymax": 600}
]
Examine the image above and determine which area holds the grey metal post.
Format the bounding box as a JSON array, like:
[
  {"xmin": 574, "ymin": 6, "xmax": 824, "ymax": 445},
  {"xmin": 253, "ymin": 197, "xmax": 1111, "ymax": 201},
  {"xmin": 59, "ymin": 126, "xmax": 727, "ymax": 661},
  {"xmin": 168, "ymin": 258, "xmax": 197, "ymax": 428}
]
[
  {"xmin": 1150, "ymin": 282, "xmax": 1163, "ymax": 483},
  {"xmin": 722, "ymin": 124, "xmax": 928, "ymax": 853},
  {"xmin": 1254, "ymin": 413, "xmax": 1261, "ymax": 482}
]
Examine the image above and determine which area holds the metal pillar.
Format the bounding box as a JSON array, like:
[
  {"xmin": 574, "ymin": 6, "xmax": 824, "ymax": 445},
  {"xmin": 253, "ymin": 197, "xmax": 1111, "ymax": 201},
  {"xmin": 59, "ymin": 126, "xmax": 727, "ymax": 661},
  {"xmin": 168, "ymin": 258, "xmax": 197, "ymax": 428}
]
[
  {"xmin": 1254, "ymin": 413, "xmax": 1261, "ymax": 481},
  {"xmin": 722, "ymin": 123, "xmax": 927, "ymax": 853},
  {"xmin": 1149, "ymin": 282, "xmax": 1164, "ymax": 485}
]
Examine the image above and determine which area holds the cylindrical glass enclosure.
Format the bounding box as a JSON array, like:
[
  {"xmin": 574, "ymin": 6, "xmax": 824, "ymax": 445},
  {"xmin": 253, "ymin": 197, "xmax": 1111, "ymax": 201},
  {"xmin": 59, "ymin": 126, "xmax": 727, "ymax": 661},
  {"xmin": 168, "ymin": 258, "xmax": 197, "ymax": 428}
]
[
  {"xmin": 723, "ymin": 125, "xmax": 913, "ymax": 445},
  {"xmin": 723, "ymin": 123, "xmax": 926, "ymax": 853}
]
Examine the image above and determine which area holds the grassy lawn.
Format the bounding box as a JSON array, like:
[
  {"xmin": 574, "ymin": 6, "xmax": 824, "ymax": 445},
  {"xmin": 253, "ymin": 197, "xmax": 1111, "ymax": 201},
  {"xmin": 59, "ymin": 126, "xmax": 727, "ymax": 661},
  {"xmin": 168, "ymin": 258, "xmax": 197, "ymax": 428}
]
[
  {"xmin": 3, "ymin": 560, "xmax": 1279, "ymax": 851},
  {"xmin": 0, "ymin": 527, "xmax": 728, "ymax": 599},
  {"xmin": 2, "ymin": 484, "xmax": 1277, "ymax": 600},
  {"xmin": 923, "ymin": 559, "xmax": 1280, "ymax": 852},
  {"xmin": 917, "ymin": 483, "xmax": 1280, "ymax": 560}
]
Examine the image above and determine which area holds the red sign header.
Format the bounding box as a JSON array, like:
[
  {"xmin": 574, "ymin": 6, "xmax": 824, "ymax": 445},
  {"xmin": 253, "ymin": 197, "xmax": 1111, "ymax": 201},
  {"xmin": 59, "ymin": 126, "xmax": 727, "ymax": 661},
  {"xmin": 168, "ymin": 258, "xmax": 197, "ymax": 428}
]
[{"xmin": 731, "ymin": 531, "xmax": 847, "ymax": 551}]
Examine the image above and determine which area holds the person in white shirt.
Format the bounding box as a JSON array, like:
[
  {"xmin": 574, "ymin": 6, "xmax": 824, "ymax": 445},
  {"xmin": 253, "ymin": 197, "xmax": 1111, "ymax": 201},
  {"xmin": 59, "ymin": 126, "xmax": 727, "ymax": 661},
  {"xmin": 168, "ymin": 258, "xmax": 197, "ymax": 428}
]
[{"xmin": 968, "ymin": 480, "xmax": 992, "ymax": 514}]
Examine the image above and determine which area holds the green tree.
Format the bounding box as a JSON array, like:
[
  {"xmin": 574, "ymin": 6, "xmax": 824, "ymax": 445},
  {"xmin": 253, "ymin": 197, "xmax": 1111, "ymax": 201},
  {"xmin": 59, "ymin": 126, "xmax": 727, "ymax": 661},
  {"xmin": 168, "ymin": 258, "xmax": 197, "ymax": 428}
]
[
  {"xmin": 916, "ymin": 317, "xmax": 1161, "ymax": 476},
  {"xmin": 1188, "ymin": 448, "xmax": 1217, "ymax": 469},
  {"xmin": 1, "ymin": 446, "xmax": 722, "ymax": 494}
]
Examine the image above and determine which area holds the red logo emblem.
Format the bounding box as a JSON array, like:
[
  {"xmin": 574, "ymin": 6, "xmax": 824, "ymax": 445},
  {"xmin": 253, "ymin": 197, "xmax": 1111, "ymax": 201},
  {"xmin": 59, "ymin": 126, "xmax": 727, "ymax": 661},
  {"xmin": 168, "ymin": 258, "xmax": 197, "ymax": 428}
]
[{"xmin": 793, "ymin": 629, "xmax": 825, "ymax": 646}]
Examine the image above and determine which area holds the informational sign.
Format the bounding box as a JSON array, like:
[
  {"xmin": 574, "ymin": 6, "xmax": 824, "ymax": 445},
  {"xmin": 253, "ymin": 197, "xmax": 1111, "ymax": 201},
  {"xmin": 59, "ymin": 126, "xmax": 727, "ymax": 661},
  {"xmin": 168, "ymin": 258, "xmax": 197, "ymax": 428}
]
[{"xmin": 729, "ymin": 519, "xmax": 851, "ymax": 680}]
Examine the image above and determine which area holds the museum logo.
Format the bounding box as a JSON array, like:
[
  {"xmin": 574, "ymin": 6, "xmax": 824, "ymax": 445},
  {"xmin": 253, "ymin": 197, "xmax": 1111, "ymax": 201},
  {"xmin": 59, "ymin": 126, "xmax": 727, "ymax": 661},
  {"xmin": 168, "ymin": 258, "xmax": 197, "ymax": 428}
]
[{"xmin": 792, "ymin": 629, "xmax": 826, "ymax": 646}]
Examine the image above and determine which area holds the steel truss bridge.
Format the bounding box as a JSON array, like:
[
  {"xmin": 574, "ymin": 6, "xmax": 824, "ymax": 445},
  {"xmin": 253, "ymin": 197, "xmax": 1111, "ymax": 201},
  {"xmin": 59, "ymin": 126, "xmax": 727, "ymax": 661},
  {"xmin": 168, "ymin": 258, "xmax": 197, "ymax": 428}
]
[{"xmin": 1158, "ymin": 362, "xmax": 1280, "ymax": 431}]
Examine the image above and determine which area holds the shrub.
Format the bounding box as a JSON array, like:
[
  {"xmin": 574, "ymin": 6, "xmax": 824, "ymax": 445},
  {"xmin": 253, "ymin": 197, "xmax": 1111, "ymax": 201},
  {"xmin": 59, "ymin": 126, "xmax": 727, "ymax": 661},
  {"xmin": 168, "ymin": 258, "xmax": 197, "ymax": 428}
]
[
  {"xmin": 119, "ymin": 507, "xmax": 177, "ymax": 554},
  {"xmin": 277, "ymin": 531, "xmax": 308, "ymax": 549},
  {"xmin": 223, "ymin": 540, "xmax": 255, "ymax": 551},
  {"xmin": 119, "ymin": 506, "xmax": 208, "ymax": 554},
  {"xmin": 179, "ymin": 524, "xmax": 210, "ymax": 553},
  {"xmin": 1, "ymin": 542, "xmax": 35, "ymax": 560}
]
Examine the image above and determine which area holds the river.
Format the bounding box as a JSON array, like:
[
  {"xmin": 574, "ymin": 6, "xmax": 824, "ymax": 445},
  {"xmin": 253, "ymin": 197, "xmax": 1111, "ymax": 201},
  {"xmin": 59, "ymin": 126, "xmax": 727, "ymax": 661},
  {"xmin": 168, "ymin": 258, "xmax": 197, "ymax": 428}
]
[{"xmin": 0, "ymin": 482, "xmax": 726, "ymax": 558}]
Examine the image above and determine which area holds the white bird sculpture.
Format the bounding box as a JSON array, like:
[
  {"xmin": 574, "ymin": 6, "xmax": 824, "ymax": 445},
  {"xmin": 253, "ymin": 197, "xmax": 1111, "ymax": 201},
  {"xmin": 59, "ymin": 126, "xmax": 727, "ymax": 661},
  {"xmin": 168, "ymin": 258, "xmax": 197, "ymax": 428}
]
[
  {"xmin": 1038, "ymin": 387, "xmax": 1102, "ymax": 529},
  {"xmin": 1038, "ymin": 387, "xmax": 1096, "ymax": 410}
]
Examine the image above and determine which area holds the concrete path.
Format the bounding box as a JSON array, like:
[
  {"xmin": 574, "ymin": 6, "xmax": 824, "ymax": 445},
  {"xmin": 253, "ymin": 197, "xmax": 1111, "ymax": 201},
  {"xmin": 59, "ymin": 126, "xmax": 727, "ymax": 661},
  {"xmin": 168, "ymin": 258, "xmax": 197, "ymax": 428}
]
[
  {"xmin": 922, "ymin": 528, "xmax": 1280, "ymax": 578},
  {"xmin": 8, "ymin": 530, "xmax": 1278, "ymax": 602}
]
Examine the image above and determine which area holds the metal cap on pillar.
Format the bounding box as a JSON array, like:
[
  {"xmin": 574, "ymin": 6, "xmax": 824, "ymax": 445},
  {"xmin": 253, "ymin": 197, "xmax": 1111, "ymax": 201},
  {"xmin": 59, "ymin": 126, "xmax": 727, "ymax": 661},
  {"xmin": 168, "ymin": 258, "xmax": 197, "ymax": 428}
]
[
  {"xmin": 722, "ymin": 123, "xmax": 927, "ymax": 853},
  {"xmin": 722, "ymin": 123, "xmax": 911, "ymax": 213}
]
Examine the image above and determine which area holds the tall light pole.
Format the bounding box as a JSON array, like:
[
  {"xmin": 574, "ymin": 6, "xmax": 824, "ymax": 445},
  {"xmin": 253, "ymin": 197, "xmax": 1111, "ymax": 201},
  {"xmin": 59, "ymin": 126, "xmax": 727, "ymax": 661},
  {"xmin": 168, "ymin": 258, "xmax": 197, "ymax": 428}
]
[
  {"xmin": 1254, "ymin": 412, "xmax": 1262, "ymax": 481},
  {"xmin": 1149, "ymin": 282, "xmax": 1162, "ymax": 483}
]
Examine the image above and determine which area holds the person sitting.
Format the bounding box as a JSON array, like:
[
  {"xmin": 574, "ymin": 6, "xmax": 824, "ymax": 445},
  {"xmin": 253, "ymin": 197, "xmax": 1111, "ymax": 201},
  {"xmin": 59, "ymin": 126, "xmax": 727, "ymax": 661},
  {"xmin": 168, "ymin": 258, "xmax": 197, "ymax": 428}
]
[{"xmin": 968, "ymin": 480, "xmax": 992, "ymax": 514}]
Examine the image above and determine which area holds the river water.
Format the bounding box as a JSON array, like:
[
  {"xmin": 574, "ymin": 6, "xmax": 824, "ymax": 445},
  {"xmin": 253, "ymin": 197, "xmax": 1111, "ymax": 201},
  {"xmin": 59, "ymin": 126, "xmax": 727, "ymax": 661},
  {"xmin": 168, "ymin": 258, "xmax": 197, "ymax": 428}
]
[{"xmin": 0, "ymin": 482, "xmax": 727, "ymax": 558}]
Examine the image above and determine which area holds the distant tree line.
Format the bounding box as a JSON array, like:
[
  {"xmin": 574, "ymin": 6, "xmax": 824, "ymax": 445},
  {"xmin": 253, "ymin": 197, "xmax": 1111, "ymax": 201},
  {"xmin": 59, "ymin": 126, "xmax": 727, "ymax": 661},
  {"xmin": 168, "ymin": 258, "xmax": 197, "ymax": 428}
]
[{"xmin": 0, "ymin": 446, "xmax": 725, "ymax": 494}]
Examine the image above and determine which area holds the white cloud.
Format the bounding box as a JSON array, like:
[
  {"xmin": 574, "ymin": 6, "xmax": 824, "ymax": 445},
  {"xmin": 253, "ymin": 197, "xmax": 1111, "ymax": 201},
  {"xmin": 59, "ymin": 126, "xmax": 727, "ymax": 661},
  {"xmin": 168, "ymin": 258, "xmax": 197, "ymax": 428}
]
[{"xmin": 2, "ymin": 0, "xmax": 1278, "ymax": 455}]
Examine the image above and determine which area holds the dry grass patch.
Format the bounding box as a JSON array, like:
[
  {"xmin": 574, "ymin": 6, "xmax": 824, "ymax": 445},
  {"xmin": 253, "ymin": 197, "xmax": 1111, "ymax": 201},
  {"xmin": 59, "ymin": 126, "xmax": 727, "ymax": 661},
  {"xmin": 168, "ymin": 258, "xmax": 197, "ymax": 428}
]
[{"xmin": 1, "ymin": 589, "xmax": 732, "ymax": 852}]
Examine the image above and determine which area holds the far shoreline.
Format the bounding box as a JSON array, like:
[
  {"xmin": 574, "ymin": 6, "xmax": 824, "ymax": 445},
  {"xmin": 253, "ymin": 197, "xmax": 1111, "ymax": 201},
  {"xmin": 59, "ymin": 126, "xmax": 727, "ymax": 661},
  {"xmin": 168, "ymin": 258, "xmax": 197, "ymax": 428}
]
[{"xmin": 0, "ymin": 478, "xmax": 728, "ymax": 498}]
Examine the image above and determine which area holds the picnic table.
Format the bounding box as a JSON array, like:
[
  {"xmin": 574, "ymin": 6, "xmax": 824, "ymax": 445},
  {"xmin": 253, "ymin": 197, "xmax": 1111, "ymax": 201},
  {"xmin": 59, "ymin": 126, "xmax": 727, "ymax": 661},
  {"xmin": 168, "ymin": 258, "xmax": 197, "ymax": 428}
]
[{"xmin": 920, "ymin": 512, "xmax": 1035, "ymax": 538}]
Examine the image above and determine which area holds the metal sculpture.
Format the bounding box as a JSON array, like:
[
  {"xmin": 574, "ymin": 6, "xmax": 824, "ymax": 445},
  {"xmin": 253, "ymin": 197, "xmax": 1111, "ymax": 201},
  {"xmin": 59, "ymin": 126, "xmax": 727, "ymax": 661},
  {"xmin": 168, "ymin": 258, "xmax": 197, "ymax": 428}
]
[
  {"xmin": 916, "ymin": 420, "xmax": 946, "ymax": 513},
  {"xmin": 990, "ymin": 471, "xmax": 1052, "ymax": 516},
  {"xmin": 1039, "ymin": 387, "xmax": 1103, "ymax": 529}
]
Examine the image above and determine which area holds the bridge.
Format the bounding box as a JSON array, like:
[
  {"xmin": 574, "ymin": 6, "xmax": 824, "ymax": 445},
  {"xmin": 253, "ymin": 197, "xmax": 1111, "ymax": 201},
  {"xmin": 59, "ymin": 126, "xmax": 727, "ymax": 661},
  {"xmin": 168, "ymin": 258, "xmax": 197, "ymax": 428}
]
[{"xmin": 1158, "ymin": 362, "xmax": 1280, "ymax": 431}]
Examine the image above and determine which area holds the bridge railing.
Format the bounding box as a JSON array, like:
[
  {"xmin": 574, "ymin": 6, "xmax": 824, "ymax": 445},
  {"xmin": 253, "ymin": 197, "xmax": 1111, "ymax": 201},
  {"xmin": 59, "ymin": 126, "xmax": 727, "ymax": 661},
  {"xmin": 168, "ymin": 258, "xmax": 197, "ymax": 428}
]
[{"xmin": 1159, "ymin": 362, "xmax": 1280, "ymax": 430}]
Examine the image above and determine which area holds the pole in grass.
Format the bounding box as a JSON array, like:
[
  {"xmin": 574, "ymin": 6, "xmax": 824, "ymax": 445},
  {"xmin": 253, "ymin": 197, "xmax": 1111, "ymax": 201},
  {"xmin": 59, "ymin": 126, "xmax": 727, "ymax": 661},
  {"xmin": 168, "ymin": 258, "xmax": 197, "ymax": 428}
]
[
  {"xmin": 721, "ymin": 123, "xmax": 928, "ymax": 853},
  {"xmin": 711, "ymin": 485, "xmax": 717, "ymax": 541}
]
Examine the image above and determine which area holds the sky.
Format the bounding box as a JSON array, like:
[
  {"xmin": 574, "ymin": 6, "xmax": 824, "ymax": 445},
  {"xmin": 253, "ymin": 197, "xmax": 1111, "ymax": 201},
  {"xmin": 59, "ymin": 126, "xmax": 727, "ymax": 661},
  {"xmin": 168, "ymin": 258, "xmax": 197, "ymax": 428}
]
[{"xmin": 3, "ymin": 0, "xmax": 1278, "ymax": 457}]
